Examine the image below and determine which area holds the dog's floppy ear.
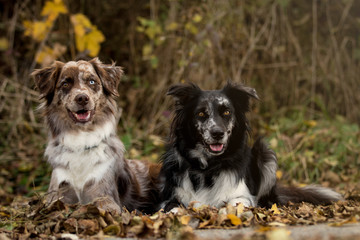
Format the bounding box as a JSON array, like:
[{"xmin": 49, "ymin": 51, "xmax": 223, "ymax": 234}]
[
  {"xmin": 90, "ymin": 57, "xmax": 123, "ymax": 97},
  {"xmin": 31, "ymin": 61, "xmax": 64, "ymax": 105},
  {"xmin": 222, "ymin": 82, "xmax": 259, "ymax": 112},
  {"xmin": 167, "ymin": 82, "xmax": 201, "ymax": 106}
]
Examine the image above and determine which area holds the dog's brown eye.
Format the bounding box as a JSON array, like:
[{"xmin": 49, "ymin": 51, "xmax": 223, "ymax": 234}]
[
  {"xmin": 223, "ymin": 110, "xmax": 230, "ymax": 116},
  {"xmin": 62, "ymin": 82, "xmax": 69, "ymax": 88},
  {"xmin": 198, "ymin": 112, "xmax": 205, "ymax": 117}
]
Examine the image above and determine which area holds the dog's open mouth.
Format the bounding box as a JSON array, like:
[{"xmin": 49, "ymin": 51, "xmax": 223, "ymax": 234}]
[
  {"xmin": 208, "ymin": 143, "xmax": 225, "ymax": 154},
  {"xmin": 68, "ymin": 109, "xmax": 94, "ymax": 123}
]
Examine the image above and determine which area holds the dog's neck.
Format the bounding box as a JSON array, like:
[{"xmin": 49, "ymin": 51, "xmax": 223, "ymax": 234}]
[{"xmin": 48, "ymin": 116, "xmax": 117, "ymax": 152}]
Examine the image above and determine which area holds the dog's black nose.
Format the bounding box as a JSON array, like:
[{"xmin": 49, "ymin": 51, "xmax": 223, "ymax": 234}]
[
  {"xmin": 75, "ymin": 94, "xmax": 89, "ymax": 106},
  {"xmin": 211, "ymin": 129, "xmax": 225, "ymax": 140}
]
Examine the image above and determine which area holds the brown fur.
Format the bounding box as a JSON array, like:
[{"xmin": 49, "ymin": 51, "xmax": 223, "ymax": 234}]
[{"xmin": 32, "ymin": 58, "xmax": 161, "ymax": 214}]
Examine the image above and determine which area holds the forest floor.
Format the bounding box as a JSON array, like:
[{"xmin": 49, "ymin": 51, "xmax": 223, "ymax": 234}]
[
  {"xmin": 0, "ymin": 186, "xmax": 359, "ymax": 239},
  {"xmin": 1, "ymin": 111, "xmax": 359, "ymax": 239}
]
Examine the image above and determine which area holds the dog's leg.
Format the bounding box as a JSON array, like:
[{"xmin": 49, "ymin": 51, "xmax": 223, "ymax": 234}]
[
  {"xmin": 251, "ymin": 138, "xmax": 278, "ymax": 200},
  {"xmin": 47, "ymin": 169, "xmax": 79, "ymax": 204},
  {"xmin": 228, "ymin": 197, "xmax": 255, "ymax": 207},
  {"xmin": 81, "ymin": 179, "xmax": 121, "ymax": 214}
]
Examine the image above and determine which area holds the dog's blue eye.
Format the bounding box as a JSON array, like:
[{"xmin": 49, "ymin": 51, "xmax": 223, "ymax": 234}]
[{"xmin": 89, "ymin": 80, "xmax": 95, "ymax": 85}]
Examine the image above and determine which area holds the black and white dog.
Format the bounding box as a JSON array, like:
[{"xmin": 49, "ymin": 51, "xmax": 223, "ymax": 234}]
[{"xmin": 160, "ymin": 82, "xmax": 342, "ymax": 211}]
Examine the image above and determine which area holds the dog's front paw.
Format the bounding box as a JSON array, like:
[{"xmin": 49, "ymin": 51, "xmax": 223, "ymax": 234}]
[
  {"xmin": 169, "ymin": 207, "xmax": 181, "ymax": 214},
  {"xmin": 93, "ymin": 197, "xmax": 121, "ymax": 215}
]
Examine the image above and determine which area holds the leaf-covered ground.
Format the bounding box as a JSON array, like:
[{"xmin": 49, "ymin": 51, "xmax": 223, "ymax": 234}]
[
  {"xmin": 0, "ymin": 188, "xmax": 359, "ymax": 239},
  {"xmin": 1, "ymin": 113, "xmax": 359, "ymax": 239}
]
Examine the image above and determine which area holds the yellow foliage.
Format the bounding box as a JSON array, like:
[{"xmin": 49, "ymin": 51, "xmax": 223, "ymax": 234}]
[
  {"xmin": 180, "ymin": 215, "xmax": 191, "ymax": 225},
  {"xmin": 0, "ymin": 37, "xmax": 9, "ymax": 50},
  {"xmin": 271, "ymin": 203, "xmax": 281, "ymax": 215},
  {"xmin": 192, "ymin": 14, "xmax": 202, "ymax": 23},
  {"xmin": 36, "ymin": 43, "xmax": 66, "ymax": 66},
  {"xmin": 185, "ymin": 22, "xmax": 198, "ymax": 35},
  {"xmin": 23, "ymin": 0, "xmax": 67, "ymax": 42},
  {"xmin": 227, "ymin": 214, "xmax": 242, "ymax": 226},
  {"xmin": 23, "ymin": 20, "xmax": 49, "ymax": 42},
  {"xmin": 166, "ymin": 22, "xmax": 178, "ymax": 31},
  {"xmin": 304, "ymin": 120, "xmax": 317, "ymax": 127},
  {"xmin": 41, "ymin": 0, "xmax": 68, "ymax": 22},
  {"xmin": 142, "ymin": 44, "xmax": 152, "ymax": 58},
  {"xmin": 71, "ymin": 14, "xmax": 105, "ymax": 57}
]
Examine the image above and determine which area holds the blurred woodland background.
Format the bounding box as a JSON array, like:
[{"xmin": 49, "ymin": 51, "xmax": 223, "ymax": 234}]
[{"xmin": 0, "ymin": 0, "xmax": 359, "ymax": 202}]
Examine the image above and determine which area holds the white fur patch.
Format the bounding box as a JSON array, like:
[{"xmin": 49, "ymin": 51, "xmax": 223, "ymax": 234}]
[
  {"xmin": 62, "ymin": 61, "xmax": 77, "ymax": 69},
  {"xmin": 175, "ymin": 172, "xmax": 256, "ymax": 208},
  {"xmin": 60, "ymin": 119, "xmax": 115, "ymax": 151},
  {"xmin": 214, "ymin": 96, "xmax": 229, "ymax": 106},
  {"xmin": 45, "ymin": 119, "xmax": 123, "ymax": 198},
  {"xmin": 63, "ymin": 61, "xmax": 96, "ymax": 74}
]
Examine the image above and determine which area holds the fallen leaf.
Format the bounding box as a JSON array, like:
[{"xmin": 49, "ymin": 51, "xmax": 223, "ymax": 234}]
[
  {"xmin": 271, "ymin": 203, "xmax": 281, "ymax": 215},
  {"xmin": 180, "ymin": 215, "xmax": 191, "ymax": 225},
  {"xmin": 227, "ymin": 214, "xmax": 242, "ymax": 226}
]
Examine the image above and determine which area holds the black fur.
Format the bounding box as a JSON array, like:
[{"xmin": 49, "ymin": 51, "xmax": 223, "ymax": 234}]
[{"xmin": 160, "ymin": 82, "xmax": 342, "ymax": 211}]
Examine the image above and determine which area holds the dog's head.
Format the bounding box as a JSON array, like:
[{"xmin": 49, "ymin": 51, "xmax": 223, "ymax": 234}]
[
  {"xmin": 32, "ymin": 58, "xmax": 123, "ymax": 135},
  {"xmin": 168, "ymin": 82, "xmax": 258, "ymax": 166}
]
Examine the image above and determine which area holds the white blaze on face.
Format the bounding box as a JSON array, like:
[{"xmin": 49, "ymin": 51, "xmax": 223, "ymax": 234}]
[{"xmin": 195, "ymin": 94, "xmax": 235, "ymax": 148}]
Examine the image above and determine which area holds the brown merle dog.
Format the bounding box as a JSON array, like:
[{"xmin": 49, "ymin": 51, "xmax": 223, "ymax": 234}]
[{"xmin": 32, "ymin": 58, "xmax": 160, "ymax": 213}]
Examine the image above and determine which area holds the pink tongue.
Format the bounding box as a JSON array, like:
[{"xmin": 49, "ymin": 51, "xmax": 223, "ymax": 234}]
[
  {"xmin": 210, "ymin": 144, "xmax": 224, "ymax": 152},
  {"xmin": 75, "ymin": 111, "xmax": 90, "ymax": 120}
]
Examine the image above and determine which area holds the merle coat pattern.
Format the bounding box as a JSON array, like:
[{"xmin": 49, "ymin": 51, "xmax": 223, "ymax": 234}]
[
  {"xmin": 32, "ymin": 58, "xmax": 160, "ymax": 214},
  {"xmin": 160, "ymin": 82, "xmax": 342, "ymax": 211}
]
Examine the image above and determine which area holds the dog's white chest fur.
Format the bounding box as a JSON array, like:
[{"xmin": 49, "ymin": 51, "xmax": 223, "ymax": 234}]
[
  {"xmin": 175, "ymin": 172, "xmax": 256, "ymax": 208},
  {"xmin": 45, "ymin": 121, "xmax": 121, "ymax": 194}
]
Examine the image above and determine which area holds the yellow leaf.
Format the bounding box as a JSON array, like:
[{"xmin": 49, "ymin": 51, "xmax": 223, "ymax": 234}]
[
  {"xmin": 192, "ymin": 14, "xmax": 202, "ymax": 23},
  {"xmin": 236, "ymin": 203, "xmax": 245, "ymax": 216},
  {"xmin": 75, "ymin": 34, "xmax": 86, "ymax": 52},
  {"xmin": 276, "ymin": 170, "xmax": 283, "ymax": 179},
  {"xmin": 180, "ymin": 215, "xmax": 191, "ymax": 225},
  {"xmin": 22, "ymin": 20, "xmax": 49, "ymax": 41},
  {"xmin": 71, "ymin": 15, "xmax": 105, "ymax": 56},
  {"xmin": 35, "ymin": 43, "xmax": 66, "ymax": 66},
  {"xmin": 270, "ymin": 138, "xmax": 278, "ymax": 148},
  {"xmin": 150, "ymin": 153, "xmax": 159, "ymax": 162},
  {"xmin": 166, "ymin": 22, "xmax": 178, "ymax": 31},
  {"xmin": 0, "ymin": 37, "xmax": 9, "ymax": 50},
  {"xmin": 41, "ymin": 0, "xmax": 68, "ymax": 22},
  {"xmin": 129, "ymin": 148, "xmax": 140, "ymax": 159},
  {"xmin": 304, "ymin": 120, "xmax": 317, "ymax": 127},
  {"xmin": 227, "ymin": 214, "xmax": 242, "ymax": 226},
  {"xmin": 149, "ymin": 135, "xmax": 164, "ymax": 147},
  {"xmin": 33, "ymin": 21, "xmax": 49, "ymax": 41},
  {"xmin": 35, "ymin": 46, "xmax": 53, "ymax": 64},
  {"xmin": 185, "ymin": 22, "xmax": 198, "ymax": 35},
  {"xmin": 86, "ymin": 29, "xmax": 105, "ymax": 56},
  {"xmin": 74, "ymin": 24, "xmax": 86, "ymax": 37},
  {"xmin": 71, "ymin": 14, "xmax": 92, "ymax": 29},
  {"xmin": 142, "ymin": 44, "xmax": 152, "ymax": 57},
  {"xmin": 271, "ymin": 203, "xmax": 280, "ymax": 215}
]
